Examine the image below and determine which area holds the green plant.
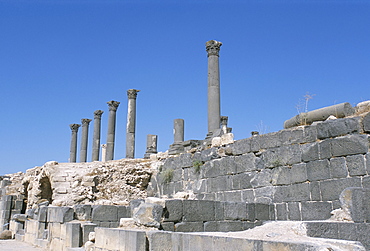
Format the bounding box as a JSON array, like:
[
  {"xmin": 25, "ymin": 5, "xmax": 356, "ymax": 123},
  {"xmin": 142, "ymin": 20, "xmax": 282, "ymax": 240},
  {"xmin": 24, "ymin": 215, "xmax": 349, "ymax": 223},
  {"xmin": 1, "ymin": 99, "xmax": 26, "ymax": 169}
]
[
  {"xmin": 161, "ymin": 168, "xmax": 174, "ymax": 184},
  {"xmin": 193, "ymin": 160, "xmax": 204, "ymax": 174}
]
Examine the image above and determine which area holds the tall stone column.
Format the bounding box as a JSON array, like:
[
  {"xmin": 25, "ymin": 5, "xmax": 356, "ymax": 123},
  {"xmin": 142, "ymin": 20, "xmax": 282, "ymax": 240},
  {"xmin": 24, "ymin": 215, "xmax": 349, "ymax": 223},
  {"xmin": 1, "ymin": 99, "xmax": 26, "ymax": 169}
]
[
  {"xmin": 126, "ymin": 89, "xmax": 140, "ymax": 159},
  {"xmin": 206, "ymin": 40, "xmax": 222, "ymax": 134},
  {"xmin": 101, "ymin": 144, "xmax": 107, "ymax": 162},
  {"xmin": 80, "ymin": 118, "xmax": 92, "ymax": 162},
  {"xmin": 92, "ymin": 110, "xmax": 104, "ymax": 161},
  {"xmin": 169, "ymin": 119, "xmax": 185, "ymax": 155},
  {"xmin": 106, "ymin": 100, "xmax": 120, "ymax": 161},
  {"xmin": 144, "ymin": 134, "xmax": 158, "ymax": 159},
  {"xmin": 69, "ymin": 124, "xmax": 81, "ymax": 163}
]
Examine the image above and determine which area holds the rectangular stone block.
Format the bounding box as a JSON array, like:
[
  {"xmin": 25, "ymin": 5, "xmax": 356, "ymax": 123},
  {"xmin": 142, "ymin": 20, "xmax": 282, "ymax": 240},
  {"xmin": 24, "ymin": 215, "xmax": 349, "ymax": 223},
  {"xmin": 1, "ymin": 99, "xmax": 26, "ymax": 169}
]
[
  {"xmin": 147, "ymin": 231, "xmax": 172, "ymax": 251},
  {"xmin": 317, "ymin": 117, "xmax": 361, "ymax": 139},
  {"xmin": 234, "ymin": 153, "xmax": 257, "ymax": 173},
  {"xmin": 163, "ymin": 200, "xmax": 183, "ymax": 222},
  {"xmin": 48, "ymin": 222, "xmax": 61, "ymax": 239},
  {"xmin": 301, "ymin": 202, "xmax": 332, "ymax": 220},
  {"xmin": 271, "ymin": 164, "xmax": 307, "ymax": 185},
  {"xmin": 224, "ymin": 138, "xmax": 251, "ymax": 156},
  {"xmin": 306, "ymin": 159, "xmax": 330, "ymax": 181},
  {"xmin": 0, "ymin": 200, "xmax": 12, "ymax": 211},
  {"xmin": 309, "ymin": 181, "xmax": 321, "ymax": 201},
  {"xmin": 279, "ymin": 128, "xmax": 305, "ymax": 145},
  {"xmin": 47, "ymin": 206, "xmax": 74, "ymax": 223},
  {"xmin": 301, "ymin": 142, "xmax": 319, "ymax": 162},
  {"xmin": 261, "ymin": 145, "xmax": 302, "ymax": 168},
  {"xmin": 331, "ymin": 134, "xmax": 368, "ymax": 157},
  {"xmin": 175, "ymin": 222, "xmax": 203, "ymax": 232},
  {"xmin": 120, "ymin": 229, "xmax": 148, "ymax": 251},
  {"xmin": 223, "ymin": 202, "xmax": 247, "ymax": 220},
  {"xmin": 320, "ymin": 177, "xmax": 361, "ymax": 201},
  {"xmin": 204, "ymin": 221, "xmax": 244, "ymax": 232},
  {"xmin": 274, "ymin": 183, "xmax": 310, "ymax": 203},
  {"xmin": 161, "ymin": 222, "xmax": 175, "ymax": 231},
  {"xmin": 224, "ymin": 190, "xmax": 242, "ymax": 202},
  {"xmin": 346, "ymin": 154, "xmax": 367, "ymax": 176},
  {"xmin": 306, "ymin": 221, "xmax": 339, "ymax": 239},
  {"xmin": 206, "ymin": 176, "xmax": 228, "ymax": 193},
  {"xmin": 275, "ymin": 203, "xmax": 288, "ymax": 220},
  {"xmin": 37, "ymin": 206, "xmax": 48, "ymax": 222},
  {"xmin": 182, "ymin": 200, "xmax": 214, "ymax": 222},
  {"xmin": 65, "ymin": 222, "xmax": 81, "ymax": 248},
  {"xmin": 288, "ymin": 202, "xmax": 301, "ymax": 220},
  {"xmin": 255, "ymin": 203, "xmax": 270, "ymax": 220},
  {"xmin": 92, "ymin": 205, "xmax": 118, "ymax": 222},
  {"xmin": 330, "ymin": 157, "xmax": 348, "ymax": 178},
  {"xmin": 117, "ymin": 205, "xmax": 130, "ymax": 219}
]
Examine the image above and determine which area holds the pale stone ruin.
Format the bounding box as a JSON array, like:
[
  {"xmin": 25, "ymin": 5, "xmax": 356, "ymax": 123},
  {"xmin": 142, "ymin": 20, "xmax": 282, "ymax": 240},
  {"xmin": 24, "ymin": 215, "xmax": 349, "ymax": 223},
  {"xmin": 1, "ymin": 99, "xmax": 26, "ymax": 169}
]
[{"xmin": 0, "ymin": 41, "xmax": 370, "ymax": 250}]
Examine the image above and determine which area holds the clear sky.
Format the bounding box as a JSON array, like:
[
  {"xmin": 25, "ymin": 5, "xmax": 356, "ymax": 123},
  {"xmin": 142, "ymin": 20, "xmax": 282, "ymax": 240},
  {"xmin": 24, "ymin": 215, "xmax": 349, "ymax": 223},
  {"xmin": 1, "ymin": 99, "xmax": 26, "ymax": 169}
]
[{"xmin": 1, "ymin": 0, "xmax": 369, "ymax": 175}]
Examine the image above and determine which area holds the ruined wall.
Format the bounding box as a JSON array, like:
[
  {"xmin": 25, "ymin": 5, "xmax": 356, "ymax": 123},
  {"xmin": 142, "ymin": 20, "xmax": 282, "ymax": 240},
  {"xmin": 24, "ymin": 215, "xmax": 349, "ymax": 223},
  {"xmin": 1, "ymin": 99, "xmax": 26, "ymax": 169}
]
[{"xmin": 149, "ymin": 112, "xmax": 370, "ymax": 221}]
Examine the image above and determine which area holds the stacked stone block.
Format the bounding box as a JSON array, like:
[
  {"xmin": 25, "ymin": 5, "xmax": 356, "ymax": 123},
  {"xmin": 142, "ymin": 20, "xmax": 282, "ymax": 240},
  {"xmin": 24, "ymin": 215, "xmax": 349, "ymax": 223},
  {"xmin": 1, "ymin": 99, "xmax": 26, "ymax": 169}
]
[{"xmin": 149, "ymin": 115, "xmax": 370, "ymax": 220}]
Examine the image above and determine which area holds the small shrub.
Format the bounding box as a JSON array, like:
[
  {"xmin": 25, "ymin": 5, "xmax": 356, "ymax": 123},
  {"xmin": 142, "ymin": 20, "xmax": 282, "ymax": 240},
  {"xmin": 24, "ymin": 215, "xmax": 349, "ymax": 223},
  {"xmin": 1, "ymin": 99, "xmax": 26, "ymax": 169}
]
[
  {"xmin": 161, "ymin": 168, "xmax": 174, "ymax": 184},
  {"xmin": 193, "ymin": 160, "xmax": 204, "ymax": 174}
]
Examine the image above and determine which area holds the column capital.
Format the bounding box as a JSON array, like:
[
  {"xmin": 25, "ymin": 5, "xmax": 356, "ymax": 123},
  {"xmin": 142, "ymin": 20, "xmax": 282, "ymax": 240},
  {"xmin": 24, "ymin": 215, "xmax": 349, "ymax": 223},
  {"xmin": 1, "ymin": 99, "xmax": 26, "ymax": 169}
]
[
  {"xmin": 94, "ymin": 110, "xmax": 104, "ymax": 119},
  {"xmin": 81, "ymin": 118, "xmax": 92, "ymax": 126},
  {"xmin": 127, "ymin": 89, "xmax": 140, "ymax": 99},
  {"xmin": 69, "ymin": 124, "xmax": 81, "ymax": 132},
  {"xmin": 206, "ymin": 40, "xmax": 222, "ymax": 57},
  {"xmin": 107, "ymin": 100, "xmax": 120, "ymax": 111}
]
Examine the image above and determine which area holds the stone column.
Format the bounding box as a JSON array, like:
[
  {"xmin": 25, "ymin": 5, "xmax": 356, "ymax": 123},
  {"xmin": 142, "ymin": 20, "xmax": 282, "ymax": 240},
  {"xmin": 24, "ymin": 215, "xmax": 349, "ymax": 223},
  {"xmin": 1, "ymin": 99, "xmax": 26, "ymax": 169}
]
[
  {"xmin": 126, "ymin": 89, "xmax": 140, "ymax": 159},
  {"xmin": 69, "ymin": 124, "xmax": 81, "ymax": 163},
  {"xmin": 206, "ymin": 40, "xmax": 222, "ymax": 134},
  {"xmin": 144, "ymin": 134, "xmax": 158, "ymax": 159},
  {"xmin": 101, "ymin": 144, "xmax": 107, "ymax": 162},
  {"xmin": 92, "ymin": 110, "xmax": 104, "ymax": 161},
  {"xmin": 79, "ymin": 118, "xmax": 92, "ymax": 162},
  {"xmin": 106, "ymin": 100, "xmax": 120, "ymax": 161},
  {"xmin": 169, "ymin": 119, "xmax": 185, "ymax": 155},
  {"xmin": 174, "ymin": 118, "xmax": 184, "ymax": 143}
]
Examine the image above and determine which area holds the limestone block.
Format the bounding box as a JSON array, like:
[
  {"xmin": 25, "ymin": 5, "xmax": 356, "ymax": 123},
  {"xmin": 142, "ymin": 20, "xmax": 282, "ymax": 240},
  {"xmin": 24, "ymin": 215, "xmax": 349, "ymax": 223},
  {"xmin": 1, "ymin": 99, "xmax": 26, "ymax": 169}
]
[
  {"xmin": 331, "ymin": 134, "xmax": 368, "ymax": 157},
  {"xmin": 182, "ymin": 200, "xmax": 215, "ymax": 222},
  {"xmin": 340, "ymin": 187, "xmax": 370, "ymax": 223},
  {"xmin": 12, "ymin": 214, "xmax": 27, "ymax": 222},
  {"xmin": 146, "ymin": 231, "xmax": 172, "ymax": 251},
  {"xmin": 47, "ymin": 206, "xmax": 74, "ymax": 223},
  {"xmin": 346, "ymin": 154, "xmax": 367, "ymax": 176},
  {"xmin": 91, "ymin": 205, "xmax": 118, "ymax": 222},
  {"xmin": 301, "ymin": 201, "xmax": 332, "ymax": 220},
  {"xmin": 49, "ymin": 222, "xmax": 61, "ymax": 239},
  {"xmin": 320, "ymin": 177, "xmax": 361, "ymax": 201},
  {"xmin": 356, "ymin": 100, "xmax": 370, "ymax": 113},
  {"xmin": 133, "ymin": 202, "xmax": 163, "ymax": 228},
  {"xmin": 117, "ymin": 205, "xmax": 130, "ymax": 219},
  {"xmin": 74, "ymin": 205, "xmax": 92, "ymax": 221},
  {"xmin": 80, "ymin": 223, "xmax": 97, "ymax": 245},
  {"xmin": 0, "ymin": 200, "xmax": 12, "ymax": 211},
  {"xmin": 163, "ymin": 200, "xmax": 183, "ymax": 222},
  {"xmin": 220, "ymin": 133, "xmax": 234, "ymax": 145},
  {"xmin": 213, "ymin": 236, "xmax": 257, "ymax": 251},
  {"xmin": 119, "ymin": 229, "xmax": 148, "ymax": 251},
  {"xmin": 36, "ymin": 206, "xmax": 48, "ymax": 222}
]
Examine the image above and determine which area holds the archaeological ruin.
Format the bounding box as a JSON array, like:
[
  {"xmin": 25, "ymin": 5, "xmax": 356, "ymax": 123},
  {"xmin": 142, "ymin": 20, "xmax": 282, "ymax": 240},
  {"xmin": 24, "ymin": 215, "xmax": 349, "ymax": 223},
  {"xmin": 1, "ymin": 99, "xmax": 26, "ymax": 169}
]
[{"xmin": 1, "ymin": 40, "xmax": 370, "ymax": 250}]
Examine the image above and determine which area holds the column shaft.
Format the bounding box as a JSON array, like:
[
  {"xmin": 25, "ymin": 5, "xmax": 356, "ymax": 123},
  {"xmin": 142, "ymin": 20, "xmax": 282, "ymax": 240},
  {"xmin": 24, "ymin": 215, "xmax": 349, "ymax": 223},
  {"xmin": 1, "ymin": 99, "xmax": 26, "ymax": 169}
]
[
  {"xmin": 144, "ymin": 134, "xmax": 158, "ymax": 158},
  {"xmin": 206, "ymin": 40, "xmax": 222, "ymax": 133},
  {"xmin": 69, "ymin": 124, "xmax": 80, "ymax": 163},
  {"xmin": 80, "ymin": 118, "xmax": 92, "ymax": 162},
  {"xmin": 92, "ymin": 110, "xmax": 104, "ymax": 161},
  {"xmin": 126, "ymin": 89, "xmax": 140, "ymax": 158},
  {"xmin": 174, "ymin": 119, "xmax": 184, "ymax": 142},
  {"xmin": 106, "ymin": 101, "xmax": 120, "ymax": 161}
]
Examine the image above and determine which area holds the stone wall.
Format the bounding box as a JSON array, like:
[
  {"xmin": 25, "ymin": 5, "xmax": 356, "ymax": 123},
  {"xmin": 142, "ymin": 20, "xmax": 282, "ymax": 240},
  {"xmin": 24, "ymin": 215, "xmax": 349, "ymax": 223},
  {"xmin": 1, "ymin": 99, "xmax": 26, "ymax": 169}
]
[{"xmin": 149, "ymin": 113, "xmax": 370, "ymax": 221}]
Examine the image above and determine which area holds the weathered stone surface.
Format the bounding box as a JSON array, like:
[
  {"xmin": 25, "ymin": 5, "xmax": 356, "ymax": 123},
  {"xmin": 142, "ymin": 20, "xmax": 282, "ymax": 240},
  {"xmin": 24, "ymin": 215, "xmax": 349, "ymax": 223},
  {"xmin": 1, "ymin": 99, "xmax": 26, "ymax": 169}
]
[
  {"xmin": 301, "ymin": 142, "xmax": 319, "ymax": 162},
  {"xmin": 133, "ymin": 202, "xmax": 163, "ymax": 228},
  {"xmin": 274, "ymin": 183, "xmax": 310, "ymax": 203},
  {"xmin": 74, "ymin": 204, "xmax": 91, "ymax": 221},
  {"xmin": 250, "ymin": 169, "xmax": 272, "ymax": 188},
  {"xmin": 346, "ymin": 154, "xmax": 367, "ymax": 176},
  {"xmin": 301, "ymin": 201, "xmax": 332, "ymax": 220},
  {"xmin": 234, "ymin": 153, "xmax": 257, "ymax": 173},
  {"xmin": 288, "ymin": 202, "xmax": 301, "ymax": 220},
  {"xmin": 329, "ymin": 157, "xmax": 348, "ymax": 178},
  {"xmin": 261, "ymin": 145, "xmax": 301, "ymax": 168},
  {"xmin": 275, "ymin": 203, "xmax": 288, "ymax": 220},
  {"xmin": 223, "ymin": 202, "xmax": 247, "ymax": 220},
  {"xmin": 320, "ymin": 177, "xmax": 361, "ymax": 201},
  {"xmin": 224, "ymin": 138, "xmax": 251, "ymax": 156},
  {"xmin": 271, "ymin": 164, "xmax": 307, "ymax": 185},
  {"xmin": 47, "ymin": 206, "xmax": 74, "ymax": 223},
  {"xmin": 92, "ymin": 205, "xmax": 118, "ymax": 222},
  {"xmin": 182, "ymin": 200, "xmax": 214, "ymax": 222},
  {"xmin": 331, "ymin": 134, "xmax": 368, "ymax": 157},
  {"xmin": 340, "ymin": 187, "xmax": 370, "ymax": 223},
  {"xmin": 363, "ymin": 112, "xmax": 370, "ymax": 132},
  {"xmin": 175, "ymin": 222, "xmax": 203, "ymax": 232},
  {"xmin": 317, "ymin": 117, "xmax": 361, "ymax": 139},
  {"xmin": 306, "ymin": 159, "xmax": 330, "ymax": 181},
  {"xmin": 163, "ymin": 200, "xmax": 183, "ymax": 222}
]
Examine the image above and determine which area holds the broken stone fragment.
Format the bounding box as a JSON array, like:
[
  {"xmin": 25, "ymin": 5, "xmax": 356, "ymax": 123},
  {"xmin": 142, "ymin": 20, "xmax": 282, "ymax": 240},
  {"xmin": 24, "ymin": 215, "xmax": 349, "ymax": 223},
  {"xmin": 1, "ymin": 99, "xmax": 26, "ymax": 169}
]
[{"xmin": 133, "ymin": 202, "xmax": 163, "ymax": 228}]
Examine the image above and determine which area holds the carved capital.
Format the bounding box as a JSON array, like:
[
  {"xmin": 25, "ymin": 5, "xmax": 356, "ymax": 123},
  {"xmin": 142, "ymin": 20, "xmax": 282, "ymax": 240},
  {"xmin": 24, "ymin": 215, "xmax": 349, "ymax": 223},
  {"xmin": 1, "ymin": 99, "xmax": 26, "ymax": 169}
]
[
  {"xmin": 107, "ymin": 100, "xmax": 120, "ymax": 111},
  {"xmin": 127, "ymin": 89, "xmax": 140, "ymax": 99},
  {"xmin": 94, "ymin": 110, "xmax": 104, "ymax": 119},
  {"xmin": 206, "ymin": 40, "xmax": 222, "ymax": 57},
  {"xmin": 81, "ymin": 118, "xmax": 92, "ymax": 126},
  {"xmin": 220, "ymin": 116, "xmax": 228, "ymax": 126},
  {"xmin": 69, "ymin": 124, "xmax": 81, "ymax": 132}
]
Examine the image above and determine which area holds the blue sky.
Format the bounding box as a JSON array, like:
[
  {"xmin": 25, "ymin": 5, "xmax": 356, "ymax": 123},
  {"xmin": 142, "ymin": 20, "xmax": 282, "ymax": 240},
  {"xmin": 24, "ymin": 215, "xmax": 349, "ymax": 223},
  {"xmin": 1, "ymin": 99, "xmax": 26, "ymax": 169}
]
[{"xmin": 0, "ymin": 0, "xmax": 369, "ymax": 175}]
